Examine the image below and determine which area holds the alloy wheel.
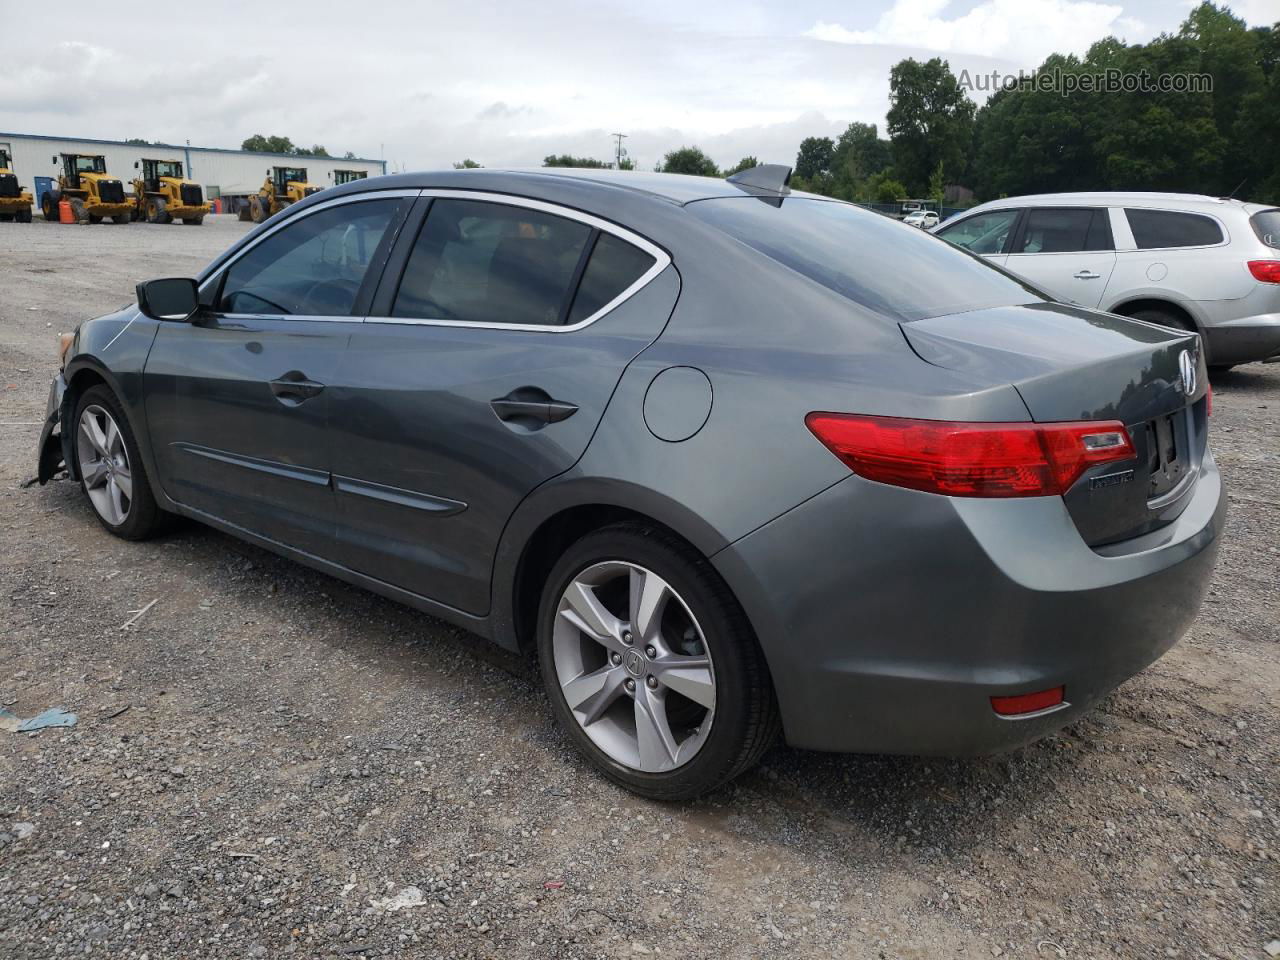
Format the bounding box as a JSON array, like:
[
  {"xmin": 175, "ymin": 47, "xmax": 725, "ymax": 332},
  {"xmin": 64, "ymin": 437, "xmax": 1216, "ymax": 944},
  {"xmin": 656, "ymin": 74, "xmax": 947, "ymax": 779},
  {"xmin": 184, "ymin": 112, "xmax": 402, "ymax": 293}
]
[
  {"xmin": 551, "ymin": 561, "xmax": 716, "ymax": 772},
  {"xmin": 76, "ymin": 404, "xmax": 132, "ymax": 526}
]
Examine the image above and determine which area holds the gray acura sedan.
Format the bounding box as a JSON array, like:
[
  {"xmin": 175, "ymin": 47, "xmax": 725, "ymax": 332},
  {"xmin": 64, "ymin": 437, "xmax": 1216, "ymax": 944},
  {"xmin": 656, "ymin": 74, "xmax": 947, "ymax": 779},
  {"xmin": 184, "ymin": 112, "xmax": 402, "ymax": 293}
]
[{"xmin": 36, "ymin": 166, "xmax": 1224, "ymax": 799}]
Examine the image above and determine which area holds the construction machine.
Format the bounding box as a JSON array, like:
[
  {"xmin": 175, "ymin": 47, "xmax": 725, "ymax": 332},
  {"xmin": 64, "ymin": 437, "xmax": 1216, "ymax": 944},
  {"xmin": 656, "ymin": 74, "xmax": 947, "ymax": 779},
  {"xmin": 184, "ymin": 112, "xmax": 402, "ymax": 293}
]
[
  {"xmin": 333, "ymin": 169, "xmax": 368, "ymax": 186},
  {"xmin": 42, "ymin": 154, "xmax": 132, "ymax": 224},
  {"xmin": 239, "ymin": 166, "xmax": 322, "ymax": 223},
  {"xmin": 130, "ymin": 158, "xmax": 211, "ymax": 225},
  {"xmin": 0, "ymin": 147, "xmax": 34, "ymax": 222}
]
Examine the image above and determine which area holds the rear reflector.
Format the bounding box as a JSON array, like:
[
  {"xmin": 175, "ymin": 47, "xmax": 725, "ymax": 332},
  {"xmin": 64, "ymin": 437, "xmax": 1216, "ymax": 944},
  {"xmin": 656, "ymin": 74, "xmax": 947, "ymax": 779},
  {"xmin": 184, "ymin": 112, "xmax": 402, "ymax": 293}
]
[
  {"xmin": 1248, "ymin": 260, "xmax": 1280, "ymax": 284},
  {"xmin": 805, "ymin": 414, "xmax": 1135, "ymax": 498},
  {"xmin": 991, "ymin": 686, "xmax": 1065, "ymax": 716}
]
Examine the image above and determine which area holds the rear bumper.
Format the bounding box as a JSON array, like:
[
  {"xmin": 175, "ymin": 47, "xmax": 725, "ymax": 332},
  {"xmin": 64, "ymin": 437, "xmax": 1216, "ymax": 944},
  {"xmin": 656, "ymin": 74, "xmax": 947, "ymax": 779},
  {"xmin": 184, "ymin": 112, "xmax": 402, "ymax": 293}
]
[
  {"xmin": 86, "ymin": 202, "xmax": 133, "ymax": 218},
  {"xmin": 1201, "ymin": 313, "xmax": 1280, "ymax": 365},
  {"xmin": 164, "ymin": 204, "xmax": 210, "ymax": 218},
  {"xmin": 713, "ymin": 452, "xmax": 1225, "ymax": 755},
  {"xmin": 0, "ymin": 195, "xmax": 32, "ymax": 210}
]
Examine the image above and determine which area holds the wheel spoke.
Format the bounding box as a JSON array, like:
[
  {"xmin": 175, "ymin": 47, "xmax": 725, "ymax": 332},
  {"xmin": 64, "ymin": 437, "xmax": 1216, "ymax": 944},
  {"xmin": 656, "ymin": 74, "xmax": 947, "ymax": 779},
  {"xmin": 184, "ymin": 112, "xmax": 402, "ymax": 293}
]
[
  {"xmin": 104, "ymin": 418, "xmax": 121, "ymax": 458},
  {"xmin": 559, "ymin": 580, "xmax": 625, "ymax": 652},
  {"xmin": 653, "ymin": 655, "xmax": 715, "ymax": 709},
  {"xmin": 629, "ymin": 567, "xmax": 670, "ymax": 643},
  {"xmin": 634, "ymin": 686, "xmax": 679, "ymax": 771},
  {"xmin": 562, "ymin": 665, "xmax": 627, "ymax": 726},
  {"xmin": 80, "ymin": 415, "xmax": 109, "ymax": 457},
  {"xmin": 82, "ymin": 459, "xmax": 110, "ymax": 490},
  {"xmin": 108, "ymin": 478, "xmax": 125, "ymax": 525},
  {"xmin": 112, "ymin": 465, "xmax": 133, "ymax": 500}
]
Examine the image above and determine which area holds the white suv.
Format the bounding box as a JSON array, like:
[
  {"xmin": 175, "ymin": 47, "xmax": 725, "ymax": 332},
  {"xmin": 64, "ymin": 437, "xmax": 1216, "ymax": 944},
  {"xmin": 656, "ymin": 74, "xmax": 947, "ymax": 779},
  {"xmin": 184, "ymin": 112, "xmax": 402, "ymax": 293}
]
[{"xmin": 933, "ymin": 192, "xmax": 1280, "ymax": 369}]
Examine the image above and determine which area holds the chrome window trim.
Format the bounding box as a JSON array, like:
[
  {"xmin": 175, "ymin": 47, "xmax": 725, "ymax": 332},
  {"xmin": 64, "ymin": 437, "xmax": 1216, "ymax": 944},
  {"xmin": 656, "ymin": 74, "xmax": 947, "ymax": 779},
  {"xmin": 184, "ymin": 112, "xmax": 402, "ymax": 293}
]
[
  {"xmin": 196, "ymin": 189, "xmax": 424, "ymax": 322},
  {"xmin": 367, "ymin": 189, "xmax": 672, "ymax": 334}
]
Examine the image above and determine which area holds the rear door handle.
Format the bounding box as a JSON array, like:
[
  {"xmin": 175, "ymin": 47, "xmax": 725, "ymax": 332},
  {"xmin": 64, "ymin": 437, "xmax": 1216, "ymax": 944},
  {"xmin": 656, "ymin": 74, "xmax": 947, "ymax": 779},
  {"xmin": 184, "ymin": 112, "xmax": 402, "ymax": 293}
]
[
  {"xmin": 490, "ymin": 397, "xmax": 578, "ymax": 424},
  {"xmin": 1073, "ymin": 270, "xmax": 1101, "ymax": 280},
  {"xmin": 270, "ymin": 372, "xmax": 325, "ymax": 405}
]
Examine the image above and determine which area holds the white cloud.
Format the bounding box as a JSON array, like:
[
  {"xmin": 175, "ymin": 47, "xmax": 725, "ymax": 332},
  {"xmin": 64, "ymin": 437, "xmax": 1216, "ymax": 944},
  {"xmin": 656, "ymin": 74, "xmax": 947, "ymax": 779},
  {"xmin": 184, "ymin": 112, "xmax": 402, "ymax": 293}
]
[{"xmin": 807, "ymin": 0, "xmax": 1139, "ymax": 65}]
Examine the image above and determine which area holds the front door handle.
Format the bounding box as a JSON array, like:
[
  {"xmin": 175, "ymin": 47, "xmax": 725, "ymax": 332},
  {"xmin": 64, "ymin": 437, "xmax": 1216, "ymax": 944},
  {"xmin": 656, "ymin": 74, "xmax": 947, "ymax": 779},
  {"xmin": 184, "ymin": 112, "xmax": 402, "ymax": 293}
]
[
  {"xmin": 1073, "ymin": 270, "xmax": 1101, "ymax": 280},
  {"xmin": 270, "ymin": 372, "xmax": 325, "ymax": 405}
]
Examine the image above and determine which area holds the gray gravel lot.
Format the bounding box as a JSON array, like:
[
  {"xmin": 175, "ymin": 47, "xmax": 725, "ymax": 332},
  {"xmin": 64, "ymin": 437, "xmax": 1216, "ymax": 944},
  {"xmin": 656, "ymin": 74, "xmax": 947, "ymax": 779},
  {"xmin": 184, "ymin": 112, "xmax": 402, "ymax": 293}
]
[{"xmin": 1, "ymin": 215, "xmax": 1277, "ymax": 959}]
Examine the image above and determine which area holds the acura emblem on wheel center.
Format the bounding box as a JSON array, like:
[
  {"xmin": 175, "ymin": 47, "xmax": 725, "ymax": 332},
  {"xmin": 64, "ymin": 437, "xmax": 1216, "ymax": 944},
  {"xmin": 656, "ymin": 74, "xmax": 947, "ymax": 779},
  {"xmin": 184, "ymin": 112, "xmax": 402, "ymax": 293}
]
[
  {"xmin": 623, "ymin": 648, "xmax": 647, "ymax": 678},
  {"xmin": 1178, "ymin": 349, "xmax": 1197, "ymax": 397}
]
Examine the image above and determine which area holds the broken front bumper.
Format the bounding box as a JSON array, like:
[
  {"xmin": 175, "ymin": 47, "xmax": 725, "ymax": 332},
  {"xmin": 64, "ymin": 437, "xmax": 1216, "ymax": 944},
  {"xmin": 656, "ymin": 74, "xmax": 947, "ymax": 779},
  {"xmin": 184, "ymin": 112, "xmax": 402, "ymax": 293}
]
[{"xmin": 37, "ymin": 374, "xmax": 68, "ymax": 484}]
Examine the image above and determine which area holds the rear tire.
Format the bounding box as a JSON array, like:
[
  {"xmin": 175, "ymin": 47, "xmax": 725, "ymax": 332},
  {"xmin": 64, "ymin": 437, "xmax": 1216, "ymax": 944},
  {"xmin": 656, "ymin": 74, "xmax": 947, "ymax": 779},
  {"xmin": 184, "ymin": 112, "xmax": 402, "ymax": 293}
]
[
  {"xmin": 237, "ymin": 204, "xmax": 251, "ymax": 222},
  {"xmin": 0, "ymin": 214, "xmax": 12, "ymax": 222},
  {"xmin": 146, "ymin": 196, "xmax": 167, "ymax": 224},
  {"xmin": 71, "ymin": 385, "xmax": 168, "ymax": 541},
  {"xmin": 42, "ymin": 193, "xmax": 59, "ymax": 221},
  {"xmin": 69, "ymin": 198, "xmax": 87, "ymax": 223},
  {"xmin": 16, "ymin": 208, "xmax": 31, "ymax": 223},
  {"xmin": 249, "ymin": 195, "xmax": 267, "ymax": 223},
  {"xmin": 112, "ymin": 214, "xmax": 128, "ymax": 224},
  {"xmin": 89, "ymin": 214, "xmax": 103, "ymax": 224},
  {"xmin": 536, "ymin": 522, "xmax": 780, "ymax": 800}
]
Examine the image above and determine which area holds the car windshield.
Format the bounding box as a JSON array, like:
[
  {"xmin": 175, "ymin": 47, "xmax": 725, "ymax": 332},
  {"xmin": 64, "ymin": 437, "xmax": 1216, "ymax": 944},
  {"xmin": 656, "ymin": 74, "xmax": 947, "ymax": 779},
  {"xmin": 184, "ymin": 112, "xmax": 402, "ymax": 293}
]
[
  {"xmin": 154, "ymin": 161, "xmax": 183, "ymax": 178},
  {"xmin": 279, "ymin": 168, "xmax": 307, "ymax": 183},
  {"xmin": 74, "ymin": 156, "xmax": 106, "ymax": 174},
  {"xmin": 687, "ymin": 197, "xmax": 1045, "ymax": 322}
]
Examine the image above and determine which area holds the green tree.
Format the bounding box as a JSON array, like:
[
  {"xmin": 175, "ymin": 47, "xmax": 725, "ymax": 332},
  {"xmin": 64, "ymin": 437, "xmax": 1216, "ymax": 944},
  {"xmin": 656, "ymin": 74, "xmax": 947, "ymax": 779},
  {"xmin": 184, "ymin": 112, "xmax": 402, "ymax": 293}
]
[
  {"xmin": 543, "ymin": 154, "xmax": 609, "ymax": 168},
  {"xmin": 723, "ymin": 156, "xmax": 759, "ymax": 176},
  {"xmin": 829, "ymin": 122, "xmax": 892, "ymax": 198},
  {"xmin": 659, "ymin": 146, "xmax": 719, "ymax": 176},
  {"xmin": 295, "ymin": 144, "xmax": 330, "ymax": 158},
  {"xmin": 794, "ymin": 136, "xmax": 834, "ymax": 180},
  {"xmin": 864, "ymin": 171, "xmax": 909, "ymax": 204},
  {"xmin": 453, "ymin": 158, "xmax": 482, "ymax": 169},
  {"xmin": 886, "ymin": 57, "xmax": 976, "ymax": 194},
  {"xmin": 928, "ymin": 160, "xmax": 946, "ymax": 207},
  {"xmin": 241, "ymin": 134, "xmax": 297, "ymax": 154}
]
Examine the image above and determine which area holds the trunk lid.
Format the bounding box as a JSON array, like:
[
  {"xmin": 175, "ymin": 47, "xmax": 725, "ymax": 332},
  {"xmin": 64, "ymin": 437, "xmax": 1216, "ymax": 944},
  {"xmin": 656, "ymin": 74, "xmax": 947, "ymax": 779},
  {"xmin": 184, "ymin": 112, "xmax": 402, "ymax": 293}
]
[{"xmin": 902, "ymin": 302, "xmax": 1210, "ymax": 546}]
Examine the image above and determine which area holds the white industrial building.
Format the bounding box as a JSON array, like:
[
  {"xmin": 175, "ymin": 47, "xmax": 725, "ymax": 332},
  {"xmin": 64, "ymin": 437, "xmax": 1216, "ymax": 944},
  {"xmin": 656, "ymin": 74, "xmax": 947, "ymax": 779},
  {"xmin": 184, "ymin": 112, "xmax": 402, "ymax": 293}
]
[{"xmin": 0, "ymin": 131, "xmax": 385, "ymax": 211}]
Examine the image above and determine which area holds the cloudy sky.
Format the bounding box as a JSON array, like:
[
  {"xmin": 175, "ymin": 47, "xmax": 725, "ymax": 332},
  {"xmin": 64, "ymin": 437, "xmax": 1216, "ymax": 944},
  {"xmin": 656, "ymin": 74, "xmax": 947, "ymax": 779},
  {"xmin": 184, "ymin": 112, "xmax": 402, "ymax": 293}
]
[{"xmin": 4, "ymin": 0, "xmax": 1277, "ymax": 171}]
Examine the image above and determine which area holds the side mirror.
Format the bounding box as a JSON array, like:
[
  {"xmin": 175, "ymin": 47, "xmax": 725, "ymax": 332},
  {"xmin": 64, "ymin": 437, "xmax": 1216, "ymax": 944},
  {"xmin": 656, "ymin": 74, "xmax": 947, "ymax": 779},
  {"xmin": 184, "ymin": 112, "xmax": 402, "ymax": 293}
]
[
  {"xmin": 136, "ymin": 278, "xmax": 199, "ymax": 322},
  {"xmin": 52, "ymin": 156, "xmax": 58, "ymax": 165},
  {"xmin": 134, "ymin": 160, "xmax": 139, "ymax": 169}
]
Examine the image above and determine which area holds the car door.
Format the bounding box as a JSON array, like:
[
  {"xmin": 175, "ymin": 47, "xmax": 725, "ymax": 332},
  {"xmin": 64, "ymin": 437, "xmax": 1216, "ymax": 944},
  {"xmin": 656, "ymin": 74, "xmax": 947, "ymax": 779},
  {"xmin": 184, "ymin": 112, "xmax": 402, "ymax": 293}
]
[
  {"xmin": 144, "ymin": 193, "xmax": 414, "ymax": 556},
  {"xmin": 1002, "ymin": 206, "xmax": 1116, "ymax": 307},
  {"xmin": 327, "ymin": 192, "xmax": 679, "ymax": 615},
  {"xmin": 933, "ymin": 208, "xmax": 1021, "ymax": 268}
]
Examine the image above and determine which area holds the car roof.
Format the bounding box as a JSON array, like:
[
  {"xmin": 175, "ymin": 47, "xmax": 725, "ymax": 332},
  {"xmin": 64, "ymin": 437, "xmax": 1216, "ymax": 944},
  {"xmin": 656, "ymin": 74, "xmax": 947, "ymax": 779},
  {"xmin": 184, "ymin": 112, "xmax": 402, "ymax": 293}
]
[
  {"xmin": 966, "ymin": 191, "xmax": 1269, "ymax": 215},
  {"xmin": 331, "ymin": 167, "xmax": 759, "ymax": 207}
]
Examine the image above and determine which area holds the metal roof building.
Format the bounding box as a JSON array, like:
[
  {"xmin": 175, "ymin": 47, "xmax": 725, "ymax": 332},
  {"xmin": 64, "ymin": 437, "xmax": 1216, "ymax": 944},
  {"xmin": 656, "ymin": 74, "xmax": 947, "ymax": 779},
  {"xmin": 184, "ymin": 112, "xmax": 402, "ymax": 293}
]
[{"xmin": 0, "ymin": 131, "xmax": 386, "ymax": 201}]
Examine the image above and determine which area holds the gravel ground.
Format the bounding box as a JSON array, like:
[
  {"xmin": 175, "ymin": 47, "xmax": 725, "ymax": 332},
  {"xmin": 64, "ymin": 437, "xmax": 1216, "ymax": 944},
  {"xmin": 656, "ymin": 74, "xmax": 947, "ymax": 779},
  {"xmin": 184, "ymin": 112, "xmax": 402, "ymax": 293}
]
[{"xmin": 1, "ymin": 216, "xmax": 1277, "ymax": 960}]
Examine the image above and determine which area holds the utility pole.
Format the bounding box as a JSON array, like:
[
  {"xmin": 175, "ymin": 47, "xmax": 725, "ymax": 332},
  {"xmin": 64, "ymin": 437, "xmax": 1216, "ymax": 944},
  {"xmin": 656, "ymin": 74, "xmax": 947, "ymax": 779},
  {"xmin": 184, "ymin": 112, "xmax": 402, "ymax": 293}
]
[{"xmin": 611, "ymin": 132, "xmax": 628, "ymax": 170}]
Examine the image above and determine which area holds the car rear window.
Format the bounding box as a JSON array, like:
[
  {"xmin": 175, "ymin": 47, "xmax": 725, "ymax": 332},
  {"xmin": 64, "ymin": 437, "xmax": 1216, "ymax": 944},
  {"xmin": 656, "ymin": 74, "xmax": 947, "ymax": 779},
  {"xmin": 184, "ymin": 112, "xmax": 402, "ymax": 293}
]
[
  {"xmin": 1250, "ymin": 209, "xmax": 1280, "ymax": 249},
  {"xmin": 687, "ymin": 197, "xmax": 1044, "ymax": 321},
  {"xmin": 1124, "ymin": 208, "xmax": 1223, "ymax": 249}
]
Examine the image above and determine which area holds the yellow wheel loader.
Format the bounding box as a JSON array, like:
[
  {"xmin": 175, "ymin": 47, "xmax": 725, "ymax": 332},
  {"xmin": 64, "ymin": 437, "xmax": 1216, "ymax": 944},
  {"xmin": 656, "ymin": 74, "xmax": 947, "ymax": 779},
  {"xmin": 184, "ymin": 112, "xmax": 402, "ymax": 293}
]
[
  {"xmin": 42, "ymin": 154, "xmax": 132, "ymax": 224},
  {"xmin": 130, "ymin": 158, "xmax": 211, "ymax": 225},
  {"xmin": 238, "ymin": 166, "xmax": 322, "ymax": 223},
  {"xmin": 0, "ymin": 148, "xmax": 34, "ymax": 222}
]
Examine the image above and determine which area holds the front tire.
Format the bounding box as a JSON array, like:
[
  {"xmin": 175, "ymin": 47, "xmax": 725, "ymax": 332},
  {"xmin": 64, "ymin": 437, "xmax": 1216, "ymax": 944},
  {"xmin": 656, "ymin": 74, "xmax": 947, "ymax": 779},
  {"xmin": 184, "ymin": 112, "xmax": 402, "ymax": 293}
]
[
  {"xmin": 537, "ymin": 522, "xmax": 779, "ymax": 800},
  {"xmin": 71, "ymin": 386, "xmax": 167, "ymax": 541}
]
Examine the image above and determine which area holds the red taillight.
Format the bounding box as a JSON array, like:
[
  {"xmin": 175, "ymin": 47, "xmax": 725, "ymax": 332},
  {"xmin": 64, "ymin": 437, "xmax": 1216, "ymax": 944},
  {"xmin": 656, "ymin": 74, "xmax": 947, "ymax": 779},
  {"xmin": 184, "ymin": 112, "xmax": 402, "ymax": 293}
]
[
  {"xmin": 991, "ymin": 686, "xmax": 1065, "ymax": 716},
  {"xmin": 805, "ymin": 413, "xmax": 1135, "ymax": 498},
  {"xmin": 1248, "ymin": 260, "xmax": 1280, "ymax": 284}
]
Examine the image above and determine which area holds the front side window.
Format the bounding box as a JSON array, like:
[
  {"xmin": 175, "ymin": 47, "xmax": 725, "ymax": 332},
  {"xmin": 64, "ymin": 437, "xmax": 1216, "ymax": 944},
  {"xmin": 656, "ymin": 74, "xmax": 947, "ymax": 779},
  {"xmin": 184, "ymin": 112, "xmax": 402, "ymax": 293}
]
[
  {"xmin": 1125, "ymin": 208, "xmax": 1223, "ymax": 249},
  {"xmin": 937, "ymin": 209, "xmax": 1020, "ymax": 255},
  {"xmin": 217, "ymin": 199, "xmax": 403, "ymax": 316},
  {"xmin": 392, "ymin": 199, "xmax": 593, "ymax": 326},
  {"xmin": 690, "ymin": 198, "xmax": 1043, "ymax": 322},
  {"xmin": 1013, "ymin": 208, "xmax": 1112, "ymax": 253}
]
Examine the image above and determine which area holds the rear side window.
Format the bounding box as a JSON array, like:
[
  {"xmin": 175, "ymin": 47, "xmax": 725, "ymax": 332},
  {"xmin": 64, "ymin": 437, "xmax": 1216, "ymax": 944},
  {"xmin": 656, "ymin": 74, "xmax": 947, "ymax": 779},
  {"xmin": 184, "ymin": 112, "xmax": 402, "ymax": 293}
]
[
  {"xmin": 1251, "ymin": 209, "xmax": 1280, "ymax": 249},
  {"xmin": 1125, "ymin": 208, "xmax": 1223, "ymax": 249},
  {"xmin": 689, "ymin": 198, "xmax": 1044, "ymax": 322},
  {"xmin": 218, "ymin": 199, "xmax": 403, "ymax": 316},
  {"xmin": 937, "ymin": 209, "xmax": 1020, "ymax": 255},
  {"xmin": 393, "ymin": 199, "xmax": 591, "ymax": 326},
  {"xmin": 1014, "ymin": 208, "xmax": 1112, "ymax": 253},
  {"xmin": 566, "ymin": 232, "xmax": 656, "ymax": 325}
]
